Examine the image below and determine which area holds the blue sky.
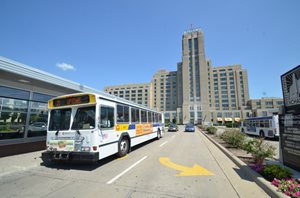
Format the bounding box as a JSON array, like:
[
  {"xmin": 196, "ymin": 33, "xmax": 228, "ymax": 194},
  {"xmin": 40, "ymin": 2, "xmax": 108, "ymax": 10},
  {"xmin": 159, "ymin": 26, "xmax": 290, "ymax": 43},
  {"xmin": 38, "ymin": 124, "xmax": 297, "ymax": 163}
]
[{"xmin": 0, "ymin": 0, "xmax": 299, "ymax": 99}]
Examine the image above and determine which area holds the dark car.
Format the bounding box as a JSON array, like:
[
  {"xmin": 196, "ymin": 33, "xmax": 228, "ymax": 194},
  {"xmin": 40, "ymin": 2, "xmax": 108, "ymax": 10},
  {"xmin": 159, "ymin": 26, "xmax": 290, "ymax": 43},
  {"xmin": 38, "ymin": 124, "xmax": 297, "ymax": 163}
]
[
  {"xmin": 168, "ymin": 124, "xmax": 178, "ymax": 132},
  {"xmin": 185, "ymin": 123, "xmax": 195, "ymax": 132}
]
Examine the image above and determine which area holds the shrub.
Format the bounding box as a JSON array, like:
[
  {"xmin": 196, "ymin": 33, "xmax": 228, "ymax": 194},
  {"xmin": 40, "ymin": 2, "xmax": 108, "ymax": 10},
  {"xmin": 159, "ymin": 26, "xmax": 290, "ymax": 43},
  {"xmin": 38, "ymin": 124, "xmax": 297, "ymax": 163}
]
[
  {"xmin": 224, "ymin": 122, "xmax": 240, "ymax": 128},
  {"xmin": 0, "ymin": 125, "xmax": 10, "ymax": 132},
  {"xmin": 206, "ymin": 126, "xmax": 217, "ymax": 134},
  {"xmin": 220, "ymin": 130, "xmax": 246, "ymax": 148},
  {"xmin": 243, "ymin": 138, "xmax": 275, "ymax": 165},
  {"xmin": 262, "ymin": 164, "xmax": 292, "ymax": 181}
]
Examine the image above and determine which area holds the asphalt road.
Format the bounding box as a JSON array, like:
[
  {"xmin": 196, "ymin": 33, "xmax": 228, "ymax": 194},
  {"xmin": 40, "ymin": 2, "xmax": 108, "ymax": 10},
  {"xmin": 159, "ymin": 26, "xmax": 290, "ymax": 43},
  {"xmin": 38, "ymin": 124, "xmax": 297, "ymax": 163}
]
[{"xmin": 0, "ymin": 126, "xmax": 269, "ymax": 198}]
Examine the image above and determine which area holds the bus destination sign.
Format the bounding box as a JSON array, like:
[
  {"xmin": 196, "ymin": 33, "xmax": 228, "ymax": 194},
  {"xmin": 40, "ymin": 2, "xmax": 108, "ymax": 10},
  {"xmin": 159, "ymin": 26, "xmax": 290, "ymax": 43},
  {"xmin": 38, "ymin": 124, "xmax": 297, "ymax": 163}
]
[{"xmin": 53, "ymin": 95, "xmax": 90, "ymax": 107}]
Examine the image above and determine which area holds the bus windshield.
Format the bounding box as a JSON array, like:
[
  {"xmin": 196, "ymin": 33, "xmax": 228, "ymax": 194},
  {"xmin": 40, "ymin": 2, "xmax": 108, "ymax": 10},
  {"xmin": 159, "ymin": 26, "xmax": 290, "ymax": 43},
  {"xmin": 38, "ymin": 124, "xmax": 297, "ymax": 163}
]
[
  {"xmin": 71, "ymin": 106, "xmax": 96, "ymax": 130},
  {"xmin": 49, "ymin": 108, "xmax": 72, "ymax": 131}
]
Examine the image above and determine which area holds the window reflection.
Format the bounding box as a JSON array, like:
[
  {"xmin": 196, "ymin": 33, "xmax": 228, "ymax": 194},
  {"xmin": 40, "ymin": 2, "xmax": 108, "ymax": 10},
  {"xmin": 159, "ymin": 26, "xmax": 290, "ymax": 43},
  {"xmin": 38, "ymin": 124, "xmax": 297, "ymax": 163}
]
[
  {"xmin": 28, "ymin": 102, "xmax": 48, "ymax": 137},
  {"xmin": 0, "ymin": 97, "xmax": 27, "ymax": 140}
]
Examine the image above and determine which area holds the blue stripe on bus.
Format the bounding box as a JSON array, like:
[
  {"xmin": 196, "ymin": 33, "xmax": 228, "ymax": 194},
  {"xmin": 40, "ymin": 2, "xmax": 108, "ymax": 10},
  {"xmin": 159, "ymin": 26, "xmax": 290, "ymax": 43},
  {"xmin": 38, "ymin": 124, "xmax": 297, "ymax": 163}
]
[
  {"xmin": 246, "ymin": 116, "xmax": 272, "ymax": 121},
  {"xmin": 127, "ymin": 123, "xmax": 161, "ymax": 129},
  {"xmin": 129, "ymin": 124, "xmax": 136, "ymax": 130},
  {"xmin": 153, "ymin": 123, "xmax": 161, "ymax": 127}
]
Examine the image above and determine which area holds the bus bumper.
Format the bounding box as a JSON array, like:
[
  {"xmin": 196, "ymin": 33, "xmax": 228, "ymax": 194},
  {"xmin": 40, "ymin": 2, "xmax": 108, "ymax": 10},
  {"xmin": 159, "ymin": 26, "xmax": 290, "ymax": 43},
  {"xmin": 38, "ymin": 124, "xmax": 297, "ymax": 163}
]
[{"xmin": 41, "ymin": 151, "xmax": 99, "ymax": 163}]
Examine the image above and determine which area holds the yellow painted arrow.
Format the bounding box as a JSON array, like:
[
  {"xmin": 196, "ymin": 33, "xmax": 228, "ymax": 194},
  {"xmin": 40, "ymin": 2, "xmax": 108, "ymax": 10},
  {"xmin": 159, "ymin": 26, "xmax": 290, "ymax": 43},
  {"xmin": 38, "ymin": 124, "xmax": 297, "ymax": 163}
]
[{"xmin": 159, "ymin": 157, "xmax": 214, "ymax": 176}]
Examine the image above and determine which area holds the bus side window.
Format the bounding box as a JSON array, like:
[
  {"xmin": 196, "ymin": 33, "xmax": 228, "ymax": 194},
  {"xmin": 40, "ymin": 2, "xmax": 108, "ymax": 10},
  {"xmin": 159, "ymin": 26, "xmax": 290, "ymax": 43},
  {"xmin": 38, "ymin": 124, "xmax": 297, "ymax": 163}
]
[
  {"xmin": 100, "ymin": 106, "xmax": 114, "ymax": 129},
  {"xmin": 260, "ymin": 120, "xmax": 264, "ymax": 128},
  {"xmin": 246, "ymin": 121, "xmax": 249, "ymax": 127},
  {"xmin": 141, "ymin": 110, "xmax": 147, "ymax": 123},
  {"xmin": 117, "ymin": 105, "xmax": 124, "ymax": 123},
  {"xmin": 117, "ymin": 105, "xmax": 129, "ymax": 123},
  {"xmin": 265, "ymin": 120, "xmax": 270, "ymax": 128}
]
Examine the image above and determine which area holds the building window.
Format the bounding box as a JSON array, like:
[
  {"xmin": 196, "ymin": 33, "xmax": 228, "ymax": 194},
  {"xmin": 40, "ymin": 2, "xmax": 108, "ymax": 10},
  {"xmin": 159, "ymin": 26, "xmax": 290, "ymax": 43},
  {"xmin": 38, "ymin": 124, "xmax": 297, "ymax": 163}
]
[
  {"xmin": 265, "ymin": 101, "xmax": 273, "ymax": 106},
  {"xmin": 0, "ymin": 86, "xmax": 30, "ymax": 100},
  {"xmin": 32, "ymin": 92, "xmax": 54, "ymax": 102},
  {"xmin": 233, "ymin": 112, "xmax": 240, "ymax": 117},
  {"xmin": 190, "ymin": 112, "xmax": 194, "ymax": 118},
  {"xmin": 276, "ymin": 101, "xmax": 283, "ymax": 105}
]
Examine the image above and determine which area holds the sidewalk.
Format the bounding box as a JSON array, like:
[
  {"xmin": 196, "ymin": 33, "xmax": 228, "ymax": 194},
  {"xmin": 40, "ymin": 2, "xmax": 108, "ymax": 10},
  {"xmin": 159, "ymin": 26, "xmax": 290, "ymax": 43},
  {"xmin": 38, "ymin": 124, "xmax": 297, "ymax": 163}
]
[
  {"xmin": 200, "ymin": 129, "xmax": 300, "ymax": 198},
  {"xmin": 0, "ymin": 150, "xmax": 43, "ymax": 177},
  {"xmin": 197, "ymin": 131, "xmax": 270, "ymax": 198}
]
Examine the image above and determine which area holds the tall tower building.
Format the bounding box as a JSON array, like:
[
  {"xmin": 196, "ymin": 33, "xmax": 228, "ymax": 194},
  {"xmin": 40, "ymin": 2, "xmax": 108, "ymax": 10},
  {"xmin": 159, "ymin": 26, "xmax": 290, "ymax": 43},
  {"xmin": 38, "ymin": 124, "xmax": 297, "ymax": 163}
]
[
  {"xmin": 179, "ymin": 28, "xmax": 210, "ymax": 124},
  {"xmin": 104, "ymin": 28, "xmax": 252, "ymax": 126}
]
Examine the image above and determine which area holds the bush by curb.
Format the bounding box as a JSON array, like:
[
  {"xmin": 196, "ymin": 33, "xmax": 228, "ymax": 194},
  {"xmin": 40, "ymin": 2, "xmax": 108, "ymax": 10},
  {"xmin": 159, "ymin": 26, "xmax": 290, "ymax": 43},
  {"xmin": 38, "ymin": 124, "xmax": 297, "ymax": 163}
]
[{"xmin": 206, "ymin": 126, "xmax": 217, "ymax": 134}]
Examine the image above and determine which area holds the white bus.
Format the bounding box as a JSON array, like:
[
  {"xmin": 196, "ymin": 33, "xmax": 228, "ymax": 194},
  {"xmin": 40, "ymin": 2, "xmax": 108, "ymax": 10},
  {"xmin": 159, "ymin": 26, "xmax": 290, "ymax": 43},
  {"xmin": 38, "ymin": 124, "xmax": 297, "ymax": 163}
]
[
  {"xmin": 240, "ymin": 115, "xmax": 279, "ymax": 139},
  {"xmin": 42, "ymin": 92, "xmax": 164, "ymax": 163}
]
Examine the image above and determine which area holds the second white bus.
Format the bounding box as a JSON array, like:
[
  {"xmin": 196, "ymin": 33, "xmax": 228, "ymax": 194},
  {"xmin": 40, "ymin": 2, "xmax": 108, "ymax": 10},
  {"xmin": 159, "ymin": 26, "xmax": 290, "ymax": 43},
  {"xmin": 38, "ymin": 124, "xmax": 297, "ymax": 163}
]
[{"xmin": 240, "ymin": 115, "xmax": 279, "ymax": 139}]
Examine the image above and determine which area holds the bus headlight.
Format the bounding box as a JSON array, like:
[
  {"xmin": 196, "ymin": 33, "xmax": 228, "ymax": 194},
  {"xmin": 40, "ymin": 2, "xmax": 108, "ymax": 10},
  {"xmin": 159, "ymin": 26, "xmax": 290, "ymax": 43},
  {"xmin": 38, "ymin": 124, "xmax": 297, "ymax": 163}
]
[{"xmin": 81, "ymin": 146, "xmax": 91, "ymax": 152}]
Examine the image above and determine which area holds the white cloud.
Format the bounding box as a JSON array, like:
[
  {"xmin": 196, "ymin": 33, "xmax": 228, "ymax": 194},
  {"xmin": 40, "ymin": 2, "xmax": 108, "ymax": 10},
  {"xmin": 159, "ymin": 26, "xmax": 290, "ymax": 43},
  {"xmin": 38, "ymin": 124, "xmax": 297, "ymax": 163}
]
[{"xmin": 56, "ymin": 62, "xmax": 76, "ymax": 71}]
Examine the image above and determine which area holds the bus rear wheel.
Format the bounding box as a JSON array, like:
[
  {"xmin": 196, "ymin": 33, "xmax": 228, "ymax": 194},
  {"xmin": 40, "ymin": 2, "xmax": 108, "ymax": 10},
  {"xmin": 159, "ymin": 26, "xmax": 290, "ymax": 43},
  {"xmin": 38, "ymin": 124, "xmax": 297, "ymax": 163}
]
[
  {"xmin": 118, "ymin": 137, "xmax": 129, "ymax": 157},
  {"xmin": 259, "ymin": 131, "xmax": 265, "ymax": 139}
]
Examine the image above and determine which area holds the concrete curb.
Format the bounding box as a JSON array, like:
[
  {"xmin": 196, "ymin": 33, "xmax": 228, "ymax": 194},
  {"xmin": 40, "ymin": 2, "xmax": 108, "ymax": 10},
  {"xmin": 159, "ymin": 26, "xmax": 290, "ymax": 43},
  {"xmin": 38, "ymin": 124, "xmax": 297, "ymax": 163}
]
[{"xmin": 201, "ymin": 130, "xmax": 288, "ymax": 198}]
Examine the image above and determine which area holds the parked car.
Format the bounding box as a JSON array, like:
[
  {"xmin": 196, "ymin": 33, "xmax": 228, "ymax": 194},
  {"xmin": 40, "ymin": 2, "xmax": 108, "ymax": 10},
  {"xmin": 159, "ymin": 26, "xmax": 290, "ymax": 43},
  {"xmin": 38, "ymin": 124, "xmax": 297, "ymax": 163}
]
[
  {"xmin": 168, "ymin": 123, "xmax": 178, "ymax": 132},
  {"xmin": 184, "ymin": 123, "xmax": 195, "ymax": 132}
]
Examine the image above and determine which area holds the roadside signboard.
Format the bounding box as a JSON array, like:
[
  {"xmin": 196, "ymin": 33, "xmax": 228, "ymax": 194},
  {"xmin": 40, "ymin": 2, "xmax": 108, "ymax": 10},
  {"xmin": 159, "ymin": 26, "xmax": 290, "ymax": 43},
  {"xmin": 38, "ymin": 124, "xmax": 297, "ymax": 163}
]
[
  {"xmin": 281, "ymin": 65, "xmax": 300, "ymax": 114},
  {"xmin": 280, "ymin": 65, "xmax": 300, "ymax": 171}
]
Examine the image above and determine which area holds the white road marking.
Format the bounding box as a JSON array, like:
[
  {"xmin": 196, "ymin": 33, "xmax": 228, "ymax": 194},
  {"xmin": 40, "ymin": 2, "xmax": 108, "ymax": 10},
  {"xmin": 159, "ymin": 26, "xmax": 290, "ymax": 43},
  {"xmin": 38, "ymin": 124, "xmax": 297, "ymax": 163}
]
[
  {"xmin": 106, "ymin": 156, "xmax": 148, "ymax": 184},
  {"xmin": 159, "ymin": 141, "xmax": 168, "ymax": 147}
]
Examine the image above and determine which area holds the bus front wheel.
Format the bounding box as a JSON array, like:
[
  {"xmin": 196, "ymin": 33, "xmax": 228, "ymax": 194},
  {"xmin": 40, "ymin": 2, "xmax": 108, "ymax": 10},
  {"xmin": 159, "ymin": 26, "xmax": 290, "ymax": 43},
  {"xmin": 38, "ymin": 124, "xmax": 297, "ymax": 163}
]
[
  {"xmin": 118, "ymin": 137, "xmax": 129, "ymax": 157},
  {"xmin": 157, "ymin": 129, "xmax": 162, "ymax": 140}
]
